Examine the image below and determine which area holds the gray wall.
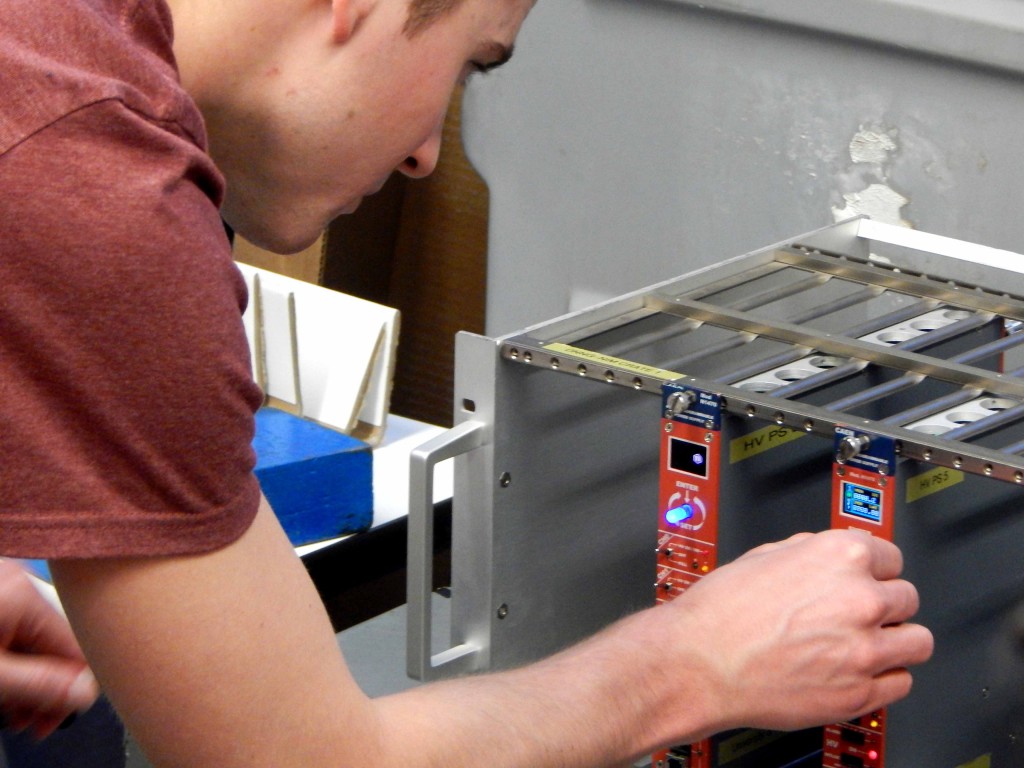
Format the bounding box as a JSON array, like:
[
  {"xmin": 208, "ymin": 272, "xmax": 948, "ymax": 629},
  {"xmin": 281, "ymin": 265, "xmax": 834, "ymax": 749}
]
[{"xmin": 464, "ymin": 0, "xmax": 1024, "ymax": 335}]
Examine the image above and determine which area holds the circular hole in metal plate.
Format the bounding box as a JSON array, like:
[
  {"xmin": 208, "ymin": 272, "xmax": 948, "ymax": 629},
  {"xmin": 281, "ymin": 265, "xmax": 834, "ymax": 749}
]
[
  {"xmin": 909, "ymin": 320, "xmax": 942, "ymax": 332},
  {"xmin": 737, "ymin": 381, "xmax": 781, "ymax": 393},
  {"xmin": 775, "ymin": 368, "xmax": 813, "ymax": 382},
  {"xmin": 979, "ymin": 398, "xmax": 1015, "ymax": 411},
  {"xmin": 909, "ymin": 423, "xmax": 953, "ymax": 435},
  {"xmin": 808, "ymin": 356, "xmax": 843, "ymax": 369},
  {"xmin": 946, "ymin": 410, "xmax": 984, "ymax": 424},
  {"xmin": 876, "ymin": 331, "xmax": 917, "ymax": 344},
  {"xmin": 942, "ymin": 309, "xmax": 972, "ymax": 321}
]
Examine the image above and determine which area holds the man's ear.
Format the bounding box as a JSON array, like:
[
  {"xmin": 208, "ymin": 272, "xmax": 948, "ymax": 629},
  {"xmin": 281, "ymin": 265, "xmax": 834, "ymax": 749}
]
[{"xmin": 331, "ymin": 0, "xmax": 375, "ymax": 43}]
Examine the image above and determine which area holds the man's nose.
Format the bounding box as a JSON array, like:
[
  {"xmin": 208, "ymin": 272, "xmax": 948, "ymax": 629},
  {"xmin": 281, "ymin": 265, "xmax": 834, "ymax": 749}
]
[{"xmin": 398, "ymin": 125, "xmax": 443, "ymax": 179}]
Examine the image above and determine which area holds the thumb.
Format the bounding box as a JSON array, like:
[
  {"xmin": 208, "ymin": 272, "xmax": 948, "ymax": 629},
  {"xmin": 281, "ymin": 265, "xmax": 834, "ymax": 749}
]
[{"xmin": 0, "ymin": 653, "xmax": 98, "ymax": 714}]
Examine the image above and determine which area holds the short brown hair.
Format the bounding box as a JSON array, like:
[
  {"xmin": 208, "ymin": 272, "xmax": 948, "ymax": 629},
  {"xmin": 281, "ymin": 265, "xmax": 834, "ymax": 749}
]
[{"xmin": 404, "ymin": 0, "xmax": 466, "ymax": 37}]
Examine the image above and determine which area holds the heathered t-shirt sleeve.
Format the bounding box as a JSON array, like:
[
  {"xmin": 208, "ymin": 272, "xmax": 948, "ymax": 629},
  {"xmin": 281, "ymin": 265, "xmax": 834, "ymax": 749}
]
[{"xmin": 0, "ymin": 98, "xmax": 264, "ymax": 558}]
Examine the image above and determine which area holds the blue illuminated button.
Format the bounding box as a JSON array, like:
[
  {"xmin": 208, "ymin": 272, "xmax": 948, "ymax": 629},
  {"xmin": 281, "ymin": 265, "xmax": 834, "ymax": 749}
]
[{"xmin": 666, "ymin": 504, "xmax": 695, "ymax": 526}]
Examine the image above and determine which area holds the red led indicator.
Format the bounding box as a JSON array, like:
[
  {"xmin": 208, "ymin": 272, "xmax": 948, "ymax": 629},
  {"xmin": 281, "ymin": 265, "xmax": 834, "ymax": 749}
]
[{"xmin": 868, "ymin": 749, "xmax": 879, "ymax": 761}]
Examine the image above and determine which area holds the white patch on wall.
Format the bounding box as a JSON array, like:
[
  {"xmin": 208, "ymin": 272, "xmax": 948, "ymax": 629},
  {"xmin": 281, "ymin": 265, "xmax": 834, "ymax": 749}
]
[
  {"xmin": 832, "ymin": 127, "xmax": 911, "ymax": 228},
  {"xmin": 833, "ymin": 184, "xmax": 910, "ymax": 227},
  {"xmin": 848, "ymin": 130, "xmax": 898, "ymax": 165}
]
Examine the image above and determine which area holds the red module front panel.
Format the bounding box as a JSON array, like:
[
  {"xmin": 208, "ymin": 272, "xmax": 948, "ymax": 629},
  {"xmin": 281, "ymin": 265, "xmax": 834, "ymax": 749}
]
[
  {"xmin": 654, "ymin": 413, "xmax": 721, "ymax": 768},
  {"xmin": 823, "ymin": 431, "xmax": 896, "ymax": 768}
]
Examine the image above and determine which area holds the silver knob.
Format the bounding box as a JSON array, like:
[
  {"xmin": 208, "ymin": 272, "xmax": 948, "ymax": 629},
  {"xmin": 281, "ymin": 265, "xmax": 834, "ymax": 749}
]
[
  {"xmin": 837, "ymin": 434, "xmax": 871, "ymax": 463},
  {"xmin": 666, "ymin": 390, "xmax": 696, "ymax": 417}
]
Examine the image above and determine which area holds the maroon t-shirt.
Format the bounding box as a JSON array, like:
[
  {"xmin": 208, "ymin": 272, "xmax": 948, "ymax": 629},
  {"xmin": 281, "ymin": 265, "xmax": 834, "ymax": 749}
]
[{"xmin": 0, "ymin": 0, "xmax": 265, "ymax": 557}]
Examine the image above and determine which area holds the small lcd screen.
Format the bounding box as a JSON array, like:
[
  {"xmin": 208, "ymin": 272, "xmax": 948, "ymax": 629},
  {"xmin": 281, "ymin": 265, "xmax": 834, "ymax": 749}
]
[
  {"xmin": 840, "ymin": 482, "xmax": 883, "ymax": 524},
  {"xmin": 669, "ymin": 438, "xmax": 709, "ymax": 478}
]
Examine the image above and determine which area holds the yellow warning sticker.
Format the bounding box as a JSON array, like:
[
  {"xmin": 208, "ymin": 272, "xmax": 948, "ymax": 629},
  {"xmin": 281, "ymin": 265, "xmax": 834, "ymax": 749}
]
[
  {"xmin": 542, "ymin": 343, "xmax": 681, "ymax": 381},
  {"xmin": 730, "ymin": 423, "xmax": 806, "ymax": 463},
  {"xmin": 906, "ymin": 467, "xmax": 964, "ymax": 504},
  {"xmin": 955, "ymin": 755, "xmax": 991, "ymax": 768}
]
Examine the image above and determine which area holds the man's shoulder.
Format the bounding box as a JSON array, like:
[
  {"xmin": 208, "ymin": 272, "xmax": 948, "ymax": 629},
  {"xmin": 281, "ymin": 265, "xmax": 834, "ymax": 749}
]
[{"xmin": 0, "ymin": 0, "xmax": 204, "ymax": 156}]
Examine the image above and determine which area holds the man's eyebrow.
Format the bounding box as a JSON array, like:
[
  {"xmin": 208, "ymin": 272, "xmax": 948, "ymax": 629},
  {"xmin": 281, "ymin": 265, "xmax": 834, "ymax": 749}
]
[{"xmin": 475, "ymin": 42, "xmax": 515, "ymax": 72}]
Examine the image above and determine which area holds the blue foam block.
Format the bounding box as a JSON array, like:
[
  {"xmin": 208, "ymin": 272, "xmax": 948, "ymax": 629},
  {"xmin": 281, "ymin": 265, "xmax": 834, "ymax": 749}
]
[
  {"xmin": 19, "ymin": 559, "xmax": 51, "ymax": 582},
  {"xmin": 253, "ymin": 408, "xmax": 373, "ymax": 546}
]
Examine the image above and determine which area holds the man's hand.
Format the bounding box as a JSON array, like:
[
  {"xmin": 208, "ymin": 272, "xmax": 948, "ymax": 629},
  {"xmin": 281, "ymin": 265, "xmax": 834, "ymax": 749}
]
[
  {"xmin": 0, "ymin": 560, "xmax": 99, "ymax": 738},
  {"xmin": 666, "ymin": 529, "xmax": 933, "ymax": 737}
]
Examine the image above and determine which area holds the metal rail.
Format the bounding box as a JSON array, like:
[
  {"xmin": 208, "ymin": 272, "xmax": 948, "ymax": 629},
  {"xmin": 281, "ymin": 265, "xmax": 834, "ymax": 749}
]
[{"xmin": 499, "ymin": 224, "xmax": 1024, "ymax": 484}]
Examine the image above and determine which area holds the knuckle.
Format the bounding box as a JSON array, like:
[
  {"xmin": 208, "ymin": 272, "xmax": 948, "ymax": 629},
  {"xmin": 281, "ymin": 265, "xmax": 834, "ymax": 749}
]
[
  {"xmin": 842, "ymin": 537, "xmax": 874, "ymax": 569},
  {"xmin": 843, "ymin": 687, "xmax": 877, "ymax": 719},
  {"xmin": 863, "ymin": 591, "xmax": 890, "ymax": 624},
  {"xmin": 843, "ymin": 585, "xmax": 887, "ymax": 625},
  {"xmin": 847, "ymin": 637, "xmax": 882, "ymax": 675}
]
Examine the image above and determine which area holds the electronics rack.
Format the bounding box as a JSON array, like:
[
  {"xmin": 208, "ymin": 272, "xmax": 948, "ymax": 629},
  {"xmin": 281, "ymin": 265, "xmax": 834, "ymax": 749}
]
[{"xmin": 408, "ymin": 218, "xmax": 1024, "ymax": 766}]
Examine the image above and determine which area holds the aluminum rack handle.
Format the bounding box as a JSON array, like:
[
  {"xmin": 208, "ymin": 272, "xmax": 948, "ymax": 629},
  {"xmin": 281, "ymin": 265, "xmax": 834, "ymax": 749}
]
[{"xmin": 407, "ymin": 420, "xmax": 486, "ymax": 681}]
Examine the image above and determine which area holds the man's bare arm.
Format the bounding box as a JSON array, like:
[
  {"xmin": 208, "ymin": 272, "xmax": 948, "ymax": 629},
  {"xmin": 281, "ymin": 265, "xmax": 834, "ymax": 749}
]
[{"xmin": 49, "ymin": 497, "xmax": 932, "ymax": 768}]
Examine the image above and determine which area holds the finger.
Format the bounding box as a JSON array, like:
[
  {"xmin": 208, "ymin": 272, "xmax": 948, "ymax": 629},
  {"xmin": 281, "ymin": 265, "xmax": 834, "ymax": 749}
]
[
  {"xmin": 0, "ymin": 653, "xmax": 98, "ymax": 714},
  {"xmin": 29, "ymin": 711, "xmax": 71, "ymax": 741},
  {"xmin": 0, "ymin": 563, "xmax": 85, "ymax": 661},
  {"xmin": 0, "ymin": 708, "xmax": 80, "ymax": 740},
  {"xmin": 873, "ymin": 622, "xmax": 935, "ymax": 672},
  {"xmin": 873, "ymin": 578, "xmax": 921, "ymax": 626},
  {"xmin": 857, "ymin": 667, "xmax": 916, "ymax": 716},
  {"xmin": 824, "ymin": 528, "xmax": 905, "ymax": 581},
  {"xmin": 863, "ymin": 536, "xmax": 905, "ymax": 582},
  {"xmin": 0, "ymin": 709, "xmax": 31, "ymax": 733}
]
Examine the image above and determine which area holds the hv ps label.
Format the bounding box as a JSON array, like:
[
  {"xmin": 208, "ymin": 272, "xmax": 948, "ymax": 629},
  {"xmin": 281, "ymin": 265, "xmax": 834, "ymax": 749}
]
[
  {"xmin": 730, "ymin": 424, "xmax": 805, "ymax": 463},
  {"xmin": 906, "ymin": 467, "xmax": 964, "ymax": 504}
]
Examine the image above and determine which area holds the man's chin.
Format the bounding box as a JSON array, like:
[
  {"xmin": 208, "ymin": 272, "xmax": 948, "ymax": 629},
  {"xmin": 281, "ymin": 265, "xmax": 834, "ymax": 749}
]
[{"xmin": 223, "ymin": 211, "xmax": 326, "ymax": 255}]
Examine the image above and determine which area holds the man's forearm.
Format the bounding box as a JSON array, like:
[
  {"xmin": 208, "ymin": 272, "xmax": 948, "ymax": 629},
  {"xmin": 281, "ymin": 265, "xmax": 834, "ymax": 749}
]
[
  {"xmin": 372, "ymin": 529, "xmax": 932, "ymax": 768},
  {"xmin": 374, "ymin": 608, "xmax": 700, "ymax": 768}
]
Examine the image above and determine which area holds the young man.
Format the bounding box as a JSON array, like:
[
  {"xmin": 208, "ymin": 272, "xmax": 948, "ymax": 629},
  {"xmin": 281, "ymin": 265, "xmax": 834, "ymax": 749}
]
[{"xmin": 0, "ymin": 0, "xmax": 933, "ymax": 765}]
